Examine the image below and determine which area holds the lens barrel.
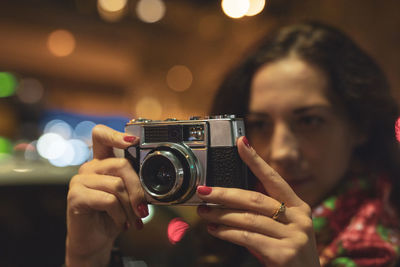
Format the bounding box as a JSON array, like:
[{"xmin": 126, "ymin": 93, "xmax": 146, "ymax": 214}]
[{"xmin": 139, "ymin": 143, "xmax": 201, "ymax": 203}]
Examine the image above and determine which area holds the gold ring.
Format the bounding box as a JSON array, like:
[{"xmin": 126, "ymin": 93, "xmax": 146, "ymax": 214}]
[{"xmin": 272, "ymin": 202, "xmax": 286, "ymax": 220}]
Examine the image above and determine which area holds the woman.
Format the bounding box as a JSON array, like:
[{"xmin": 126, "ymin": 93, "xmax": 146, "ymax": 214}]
[{"xmin": 65, "ymin": 22, "xmax": 400, "ymax": 266}]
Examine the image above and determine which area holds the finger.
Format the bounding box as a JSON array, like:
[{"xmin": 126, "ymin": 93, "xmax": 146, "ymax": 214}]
[
  {"xmin": 68, "ymin": 183, "xmax": 127, "ymax": 229},
  {"xmin": 197, "ymin": 206, "xmax": 290, "ymax": 238},
  {"xmin": 79, "ymin": 158, "xmax": 147, "ymax": 219},
  {"xmin": 72, "ymin": 174, "xmax": 138, "ymax": 227},
  {"xmin": 205, "ymin": 224, "xmax": 281, "ymax": 263},
  {"xmin": 92, "ymin": 124, "xmax": 139, "ymax": 160},
  {"xmin": 237, "ymin": 136, "xmax": 302, "ymax": 206},
  {"xmin": 196, "ymin": 186, "xmax": 282, "ymax": 219}
]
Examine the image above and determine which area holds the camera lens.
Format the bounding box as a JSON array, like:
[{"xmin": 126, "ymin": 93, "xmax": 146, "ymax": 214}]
[
  {"xmin": 141, "ymin": 155, "xmax": 177, "ymax": 195},
  {"xmin": 139, "ymin": 143, "xmax": 202, "ymax": 204}
]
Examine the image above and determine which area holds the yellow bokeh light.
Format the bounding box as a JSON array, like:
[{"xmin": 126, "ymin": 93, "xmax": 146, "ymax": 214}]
[
  {"xmin": 97, "ymin": 0, "xmax": 127, "ymax": 22},
  {"xmin": 47, "ymin": 29, "xmax": 76, "ymax": 57},
  {"xmin": 98, "ymin": 0, "xmax": 127, "ymax": 12},
  {"xmin": 135, "ymin": 97, "xmax": 163, "ymax": 119},
  {"xmin": 246, "ymin": 0, "xmax": 265, "ymax": 16},
  {"xmin": 166, "ymin": 65, "xmax": 193, "ymax": 92},
  {"xmin": 136, "ymin": 0, "xmax": 166, "ymax": 23},
  {"xmin": 221, "ymin": 0, "xmax": 249, "ymax": 19}
]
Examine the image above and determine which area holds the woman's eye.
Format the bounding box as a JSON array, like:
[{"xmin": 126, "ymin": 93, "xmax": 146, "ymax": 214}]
[
  {"xmin": 246, "ymin": 120, "xmax": 271, "ymax": 131},
  {"xmin": 297, "ymin": 116, "xmax": 325, "ymax": 128}
]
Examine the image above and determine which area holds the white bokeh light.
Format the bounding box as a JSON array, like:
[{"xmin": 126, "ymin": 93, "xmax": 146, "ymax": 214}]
[
  {"xmin": 136, "ymin": 0, "xmax": 166, "ymax": 23},
  {"xmin": 69, "ymin": 139, "xmax": 91, "ymax": 166},
  {"xmin": 49, "ymin": 140, "xmax": 75, "ymax": 167},
  {"xmin": 44, "ymin": 119, "xmax": 73, "ymax": 140},
  {"xmin": 74, "ymin": 120, "xmax": 96, "ymax": 145},
  {"xmin": 246, "ymin": 0, "xmax": 265, "ymax": 16},
  {"xmin": 221, "ymin": 0, "xmax": 250, "ymax": 19},
  {"xmin": 37, "ymin": 133, "xmax": 68, "ymax": 160}
]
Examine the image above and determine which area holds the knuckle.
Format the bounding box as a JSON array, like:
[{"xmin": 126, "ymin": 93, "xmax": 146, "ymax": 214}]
[
  {"xmin": 243, "ymin": 212, "xmax": 258, "ymax": 226},
  {"xmin": 103, "ymin": 193, "xmax": 118, "ymax": 207},
  {"xmin": 69, "ymin": 174, "xmax": 85, "ymax": 187},
  {"xmin": 241, "ymin": 229, "xmax": 252, "ymax": 243},
  {"xmin": 293, "ymin": 232, "xmax": 310, "ymax": 249},
  {"xmin": 249, "ymin": 192, "xmax": 265, "ymax": 206},
  {"xmin": 91, "ymin": 124, "xmax": 105, "ymax": 138},
  {"xmin": 113, "ymin": 158, "xmax": 130, "ymax": 169},
  {"xmin": 300, "ymin": 203, "xmax": 312, "ymax": 217},
  {"xmin": 300, "ymin": 216, "xmax": 314, "ymax": 232},
  {"xmin": 78, "ymin": 162, "xmax": 90, "ymax": 174},
  {"xmin": 281, "ymin": 248, "xmax": 296, "ymax": 264},
  {"xmin": 111, "ymin": 177, "xmax": 125, "ymax": 193}
]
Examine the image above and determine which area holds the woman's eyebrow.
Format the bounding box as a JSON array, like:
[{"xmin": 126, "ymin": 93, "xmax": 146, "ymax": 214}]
[
  {"xmin": 246, "ymin": 112, "xmax": 271, "ymax": 119},
  {"xmin": 292, "ymin": 105, "xmax": 332, "ymax": 114}
]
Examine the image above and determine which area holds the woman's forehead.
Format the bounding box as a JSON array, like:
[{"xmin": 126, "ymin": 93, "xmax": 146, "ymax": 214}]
[{"xmin": 249, "ymin": 58, "xmax": 332, "ymax": 110}]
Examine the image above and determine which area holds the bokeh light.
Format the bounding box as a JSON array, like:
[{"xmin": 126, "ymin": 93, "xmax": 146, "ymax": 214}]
[
  {"xmin": 74, "ymin": 120, "xmax": 96, "ymax": 145},
  {"xmin": 136, "ymin": 0, "xmax": 166, "ymax": 23},
  {"xmin": 135, "ymin": 97, "xmax": 163, "ymax": 119},
  {"xmin": 0, "ymin": 137, "xmax": 12, "ymax": 160},
  {"xmin": 395, "ymin": 117, "xmax": 400, "ymax": 143},
  {"xmin": 166, "ymin": 65, "xmax": 193, "ymax": 92},
  {"xmin": 221, "ymin": 0, "xmax": 250, "ymax": 19},
  {"xmin": 246, "ymin": 0, "xmax": 265, "ymax": 16},
  {"xmin": 37, "ymin": 133, "xmax": 68, "ymax": 160},
  {"xmin": 97, "ymin": 0, "xmax": 127, "ymax": 22},
  {"xmin": 43, "ymin": 119, "xmax": 73, "ymax": 140},
  {"xmin": 98, "ymin": 0, "xmax": 127, "ymax": 12},
  {"xmin": 167, "ymin": 217, "xmax": 189, "ymax": 244},
  {"xmin": 49, "ymin": 140, "xmax": 75, "ymax": 167},
  {"xmin": 16, "ymin": 78, "xmax": 44, "ymax": 104},
  {"xmin": 47, "ymin": 29, "xmax": 76, "ymax": 57},
  {"xmin": 68, "ymin": 139, "xmax": 91, "ymax": 165},
  {"xmin": 0, "ymin": 72, "xmax": 17, "ymax": 98}
]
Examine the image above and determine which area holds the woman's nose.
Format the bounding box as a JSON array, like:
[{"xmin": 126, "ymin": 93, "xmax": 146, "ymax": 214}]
[{"xmin": 268, "ymin": 122, "xmax": 299, "ymax": 164}]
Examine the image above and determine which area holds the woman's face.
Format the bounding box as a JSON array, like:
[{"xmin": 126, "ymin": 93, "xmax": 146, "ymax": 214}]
[{"xmin": 248, "ymin": 57, "xmax": 361, "ymax": 207}]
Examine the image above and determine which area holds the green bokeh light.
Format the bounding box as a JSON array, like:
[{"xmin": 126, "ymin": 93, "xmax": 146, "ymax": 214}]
[
  {"xmin": 0, "ymin": 72, "xmax": 17, "ymax": 98},
  {"xmin": 0, "ymin": 136, "xmax": 13, "ymax": 161}
]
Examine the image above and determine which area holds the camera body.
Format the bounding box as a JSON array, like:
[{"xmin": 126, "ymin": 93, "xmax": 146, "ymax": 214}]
[{"xmin": 124, "ymin": 115, "xmax": 249, "ymax": 205}]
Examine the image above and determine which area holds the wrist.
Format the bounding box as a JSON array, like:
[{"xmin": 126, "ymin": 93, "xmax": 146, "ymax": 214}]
[{"xmin": 65, "ymin": 239, "xmax": 112, "ymax": 267}]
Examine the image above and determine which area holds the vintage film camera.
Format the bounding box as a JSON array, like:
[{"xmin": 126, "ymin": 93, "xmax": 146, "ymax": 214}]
[{"xmin": 124, "ymin": 115, "xmax": 250, "ymax": 205}]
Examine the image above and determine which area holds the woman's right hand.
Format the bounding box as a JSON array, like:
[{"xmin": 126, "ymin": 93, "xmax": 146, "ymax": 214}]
[{"xmin": 65, "ymin": 125, "xmax": 148, "ymax": 267}]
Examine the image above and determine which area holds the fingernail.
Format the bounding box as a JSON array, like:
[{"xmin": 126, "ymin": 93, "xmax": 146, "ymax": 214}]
[
  {"xmin": 242, "ymin": 136, "xmax": 251, "ymax": 148},
  {"xmin": 198, "ymin": 205, "xmax": 210, "ymax": 214},
  {"xmin": 124, "ymin": 136, "xmax": 136, "ymax": 142},
  {"xmin": 135, "ymin": 219, "xmax": 144, "ymax": 230},
  {"xmin": 124, "ymin": 221, "xmax": 131, "ymax": 231},
  {"xmin": 137, "ymin": 203, "xmax": 149, "ymax": 218},
  {"xmin": 197, "ymin": 186, "xmax": 212, "ymax": 195},
  {"xmin": 207, "ymin": 223, "xmax": 218, "ymax": 231}
]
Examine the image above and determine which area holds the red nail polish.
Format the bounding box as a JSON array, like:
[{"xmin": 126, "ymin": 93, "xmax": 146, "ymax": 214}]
[
  {"xmin": 135, "ymin": 219, "xmax": 143, "ymax": 230},
  {"xmin": 137, "ymin": 203, "xmax": 149, "ymax": 218},
  {"xmin": 207, "ymin": 223, "xmax": 218, "ymax": 231},
  {"xmin": 197, "ymin": 186, "xmax": 212, "ymax": 195},
  {"xmin": 242, "ymin": 136, "xmax": 250, "ymax": 148},
  {"xmin": 198, "ymin": 205, "xmax": 210, "ymax": 214},
  {"xmin": 124, "ymin": 136, "xmax": 136, "ymax": 142}
]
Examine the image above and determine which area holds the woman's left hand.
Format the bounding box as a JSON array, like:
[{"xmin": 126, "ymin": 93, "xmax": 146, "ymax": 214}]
[{"xmin": 196, "ymin": 136, "xmax": 320, "ymax": 267}]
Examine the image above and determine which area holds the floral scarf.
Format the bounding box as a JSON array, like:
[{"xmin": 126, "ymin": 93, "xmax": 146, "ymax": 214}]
[{"xmin": 312, "ymin": 175, "xmax": 400, "ymax": 266}]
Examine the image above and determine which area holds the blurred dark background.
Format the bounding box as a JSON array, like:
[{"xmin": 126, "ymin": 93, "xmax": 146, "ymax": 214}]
[{"xmin": 0, "ymin": 0, "xmax": 400, "ymax": 266}]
